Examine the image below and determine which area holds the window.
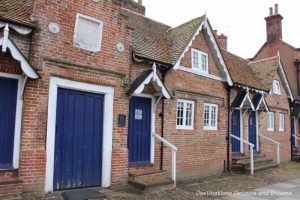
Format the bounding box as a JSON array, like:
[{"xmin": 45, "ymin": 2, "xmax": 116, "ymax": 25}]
[
  {"xmin": 267, "ymin": 112, "xmax": 274, "ymax": 131},
  {"xmin": 176, "ymin": 99, "xmax": 194, "ymax": 129},
  {"xmin": 73, "ymin": 13, "xmax": 104, "ymax": 52},
  {"xmin": 192, "ymin": 49, "xmax": 208, "ymax": 73},
  {"xmin": 273, "ymin": 80, "xmax": 281, "ymax": 95},
  {"xmin": 203, "ymin": 103, "xmax": 218, "ymax": 130},
  {"xmin": 279, "ymin": 113, "xmax": 284, "ymax": 132}
]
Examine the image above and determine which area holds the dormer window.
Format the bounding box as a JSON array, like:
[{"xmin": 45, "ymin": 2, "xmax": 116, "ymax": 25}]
[
  {"xmin": 273, "ymin": 80, "xmax": 281, "ymax": 95},
  {"xmin": 192, "ymin": 49, "xmax": 208, "ymax": 73},
  {"xmin": 73, "ymin": 13, "xmax": 104, "ymax": 52}
]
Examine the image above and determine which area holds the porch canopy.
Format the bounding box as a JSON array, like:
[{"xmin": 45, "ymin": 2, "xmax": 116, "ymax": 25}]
[
  {"xmin": 252, "ymin": 93, "xmax": 270, "ymax": 112},
  {"xmin": 231, "ymin": 90, "xmax": 255, "ymax": 110},
  {"xmin": 0, "ymin": 24, "xmax": 39, "ymax": 79},
  {"xmin": 127, "ymin": 63, "xmax": 171, "ymax": 99}
]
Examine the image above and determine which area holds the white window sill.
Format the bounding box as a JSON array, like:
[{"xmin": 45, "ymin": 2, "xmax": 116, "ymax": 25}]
[
  {"xmin": 279, "ymin": 129, "xmax": 284, "ymax": 132},
  {"xmin": 203, "ymin": 127, "xmax": 218, "ymax": 131},
  {"xmin": 178, "ymin": 66, "xmax": 225, "ymax": 82},
  {"xmin": 267, "ymin": 128, "xmax": 274, "ymax": 132},
  {"xmin": 176, "ymin": 126, "xmax": 194, "ymax": 130}
]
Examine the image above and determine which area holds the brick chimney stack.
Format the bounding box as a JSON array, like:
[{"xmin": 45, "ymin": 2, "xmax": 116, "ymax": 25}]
[
  {"xmin": 265, "ymin": 4, "xmax": 283, "ymax": 43},
  {"xmin": 213, "ymin": 30, "xmax": 228, "ymax": 50}
]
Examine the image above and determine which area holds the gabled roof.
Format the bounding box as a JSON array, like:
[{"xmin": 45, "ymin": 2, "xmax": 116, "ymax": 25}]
[
  {"xmin": 121, "ymin": 8, "xmax": 204, "ymax": 65},
  {"xmin": 220, "ymin": 49, "xmax": 267, "ymax": 91},
  {"xmin": 0, "ymin": 0, "xmax": 35, "ymax": 27},
  {"xmin": 249, "ymin": 55, "xmax": 294, "ymax": 101},
  {"xmin": 248, "ymin": 56, "xmax": 278, "ymax": 90}
]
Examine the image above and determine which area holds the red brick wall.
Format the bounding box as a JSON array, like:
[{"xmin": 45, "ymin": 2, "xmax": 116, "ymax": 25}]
[
  {"xmin": 162, "ymin": 30, "xmax": 229, "ymax": 178},
  {"xmin": 259, "ymin": 71, "xmax": 291, "ymax": 161}
]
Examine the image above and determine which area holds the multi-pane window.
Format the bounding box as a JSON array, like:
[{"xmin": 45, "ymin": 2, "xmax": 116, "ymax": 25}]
[
  {"xmin": 279, "ymin": 113, "xmax": 284, "ymax": 132},
  {"xmin": 192, "ymin": 49, "xmax": 208, "ymax": 73},
  {"xmin": 203, "ymin": 103, "xmax": 218, "ymax": 130},
  {"xmin": 192, "ymin": 51, "xmax": 199, "ymax": 69},
  {"xmin": 273, "ymin": 80, "xmax": 281, "ymax": 95},
  {"xmin": 176, "ymin": 100, "xmax": 194, "ymax": 129},
  {"xmin": 267, "ymin": 112, "xmax": 274, "ymax": 131},
  {"xmin": 73, "ymin": 13, "xmax": 104, "ymax": 52}
]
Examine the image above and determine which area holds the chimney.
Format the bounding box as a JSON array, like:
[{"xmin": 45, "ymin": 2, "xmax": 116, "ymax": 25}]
[
  {"xmin": 213, "ymin": 30, "xmax": 228, "ymax": 50},
  {"xmin": 115, "ymin": 0, "xmax": 146, "ymax": 15},
  {"xmin": 265, "ymin": 4, "xmax": 283, "ymax": 43},
  {"xmin": 138, "ymin": 0, "xmax": 143, "ymax": 5}
]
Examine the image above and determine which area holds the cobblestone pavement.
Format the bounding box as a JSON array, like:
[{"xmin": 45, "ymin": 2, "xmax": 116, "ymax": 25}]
[{"xmin": 45, "ymin": 162, "xmax": 300, "ymax": 200}]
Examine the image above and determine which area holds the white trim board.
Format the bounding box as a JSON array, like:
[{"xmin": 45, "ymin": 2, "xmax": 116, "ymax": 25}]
[
  {"xmin": 0, "ymin": 37, "xmax": 39, "ymax": 79},
  {"xmin": 178, "ymin": 66, "xmax": 226, "ymax": 82},
  {"xmin": 45, "ymin": 77, "xmax": 114, "ymax": 192},
  {"xmin": 0, "ymin": 72, "xmax": 24, "ymax": 169},
  {"xmin": 277, "ymin": 54, "xmax": 294, "ymax": 101}
]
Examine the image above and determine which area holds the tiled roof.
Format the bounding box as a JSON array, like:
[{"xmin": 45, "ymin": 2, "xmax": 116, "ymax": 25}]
[
  {"xmin": 248, "ymin": 57, "xmax": 279, "ymax": 91},
  {"xmin": 167, "ymin": 16, "xmax": 204, "ymax": 64},
  {"xmin": 0, "ymin": 0, "xmax": 35, "ymax": 27},
  {"xmin": 220, "ymin": 48, "xmax": 268, "ymax": 91},
  {"xmin": 121, "ymin": 8, "xmax": 204, "ymax": 64}
]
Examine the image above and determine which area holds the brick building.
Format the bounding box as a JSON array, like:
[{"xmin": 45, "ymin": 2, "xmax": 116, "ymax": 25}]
[
  {"xmin": 251, "ymin": 4, "xmax": 300, "ymax": 158},
  {"xmin": 0, "ymin": 0, "xmax": 298, "ymax": 199}
]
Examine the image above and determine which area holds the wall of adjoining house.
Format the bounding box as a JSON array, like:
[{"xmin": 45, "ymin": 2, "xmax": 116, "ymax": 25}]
[
  {"xmin": 163, "ymin": 29, "xmax": 229, "ymax": 178},
  {"xmin": 259, "ymin": 71, "xmax": 291, "ymax": 162}
]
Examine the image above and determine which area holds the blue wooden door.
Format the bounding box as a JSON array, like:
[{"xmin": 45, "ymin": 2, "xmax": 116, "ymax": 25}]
[
  {"xmin": 231, "ymin": 110, "xmax": 241, "ymax": 153},
  {"xmin": 54, "ymin": 88, "xmax": 104, "ymax": 190},
  {"xmin": 0, "ymin": 77, "xmax": 18, "ymax": 169},
  {"xmin": 128, "ymin": 96, "xmax": 151, "ymax": 165},
  {"xmin": 292, "ymin": 117, "xmax": 296, "ymax": 147},
  {"xmin": 248, "ymin": 111, "xmax": 257, "ymax": 151}
]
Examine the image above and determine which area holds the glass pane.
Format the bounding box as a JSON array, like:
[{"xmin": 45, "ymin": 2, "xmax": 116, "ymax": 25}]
[
  {"xmin": 193, "ymin": 51, "xmax": 199, "ymax": 68},
  {"xmin": 135, "ymin": 109, "xmax": 143, "ymax": 120},
  {"xmin": 185, "ymin": 103, "xmax": 193, "ymax": 126},
  {"xmin": 177, "ymin": 102, "xmax": 184, "ymax": 125},
  {"xmin": 204, "ymin": 105, "xmax": 210, "ymax": 126},
  {"xmin": 202, "ymin": 54, "xmax": 207, "ymax": 72}
]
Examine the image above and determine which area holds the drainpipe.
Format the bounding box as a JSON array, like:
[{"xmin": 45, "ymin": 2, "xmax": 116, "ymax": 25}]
[
  {"xmin": 227, "ymin": 85, "xmax": 231, "ymax": 172},
  {"xmin": 289, "ymin": 99, "xmax": 294, "ymax": 161},
  {"xmin": 159, "ymin": 67, "xmax": 171, "ymax": 170}
]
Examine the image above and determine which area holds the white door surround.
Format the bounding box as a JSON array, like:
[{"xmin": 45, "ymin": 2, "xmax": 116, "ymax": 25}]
[{"xmin": 45, "ymin": 77, "xmax": 114, "ymax": 192}]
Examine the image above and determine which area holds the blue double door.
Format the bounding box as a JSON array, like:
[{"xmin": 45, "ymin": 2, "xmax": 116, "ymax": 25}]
[
  {"xmin": 128, "ymin": 96, "xmax": 152, "ymax": 165},
  {"xmin": 0, "ymin": 77, "xmax": 18, "ymax": 169},
  {"xmin": 231, "ymin": 110, "xmax": 258, "ymax": 153},
  {"xmin": 53, "ymin": 88, "xmax": 104, "ymax": 190}
]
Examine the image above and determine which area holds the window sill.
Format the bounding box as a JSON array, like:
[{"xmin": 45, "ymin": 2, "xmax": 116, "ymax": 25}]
[
  {"xmin": 267, "ymin": 129, "xmax": 274, "ymax": 132},
  {"xmin": 176, "ymin": 126, "xmax": 194, "ymax": 130},
  {"xmin": 203, "ymin": 127, "xmax": 218, "ymax": 131}
]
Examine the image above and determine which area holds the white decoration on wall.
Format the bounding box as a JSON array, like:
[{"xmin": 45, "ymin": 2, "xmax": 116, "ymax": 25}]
[
  {"xmin": 116, "ymin": 42, "xmax": 125, "ymax": 53},
  {"xmin": 48, "ymin": 23, "xmax": 60, "ymax": 34},
  {"xmin": 0, "ymin": 21, "xmax": 32, "ymax": 35}
]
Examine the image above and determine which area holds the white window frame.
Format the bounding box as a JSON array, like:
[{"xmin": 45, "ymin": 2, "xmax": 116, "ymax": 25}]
[
  {"xmin": 73, "ymin": 13, "xmax": 104, "ymax": 52},
  {"xmin": 273, "ymin": 80, "xmax": 281, "ymax": 95},
  {"xmin": 0, "ymin": 72, "xmax": 23, "ymax": 170},
  {"xmin": 203, "ymin": 103, "xmax": 218, "ymax": 130},
  {"xmin": 279, "ymin": 113, "xmax": 284, "ymax": 132},
  {"xmin": 176, "ymin": 99, "xmax": 195, "ymax": 130},
  {"xmin": 267, "ymin": 112, "xmax": 274, "ymax": 131},
  {"xmin": 191, "ymin": 48, "xmax": 208, "ymax": 74}
]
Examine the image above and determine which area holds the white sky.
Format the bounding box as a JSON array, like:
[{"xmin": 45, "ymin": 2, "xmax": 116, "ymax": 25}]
[{"xmin": 141, "ymin": 0, "xmax": 300, "ymax": 59}]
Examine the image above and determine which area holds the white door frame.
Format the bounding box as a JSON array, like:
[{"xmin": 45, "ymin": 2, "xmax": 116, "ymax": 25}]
[
  {"xmin": 248, "ymin": 111, "xmax": 259, "ymax": 151},
  {"xmin": 45, "ymin": 77, "xmax": 114, "ymax": 192},
  {"xmin": 0, "ymin": 72, "xmax": 24, "ymax": 169},
  {"xmin": 130, "ymin": 93, "xmax": 156, "ymax": 164},
  {"xmin": 239, "ymin": 109, "xmax": 244, "ymax": 154}
]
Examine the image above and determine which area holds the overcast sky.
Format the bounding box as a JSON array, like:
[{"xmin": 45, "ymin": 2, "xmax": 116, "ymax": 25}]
[{"xmin": 141, "ymin": 0, "xmax": 300, "ymax": 59}]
